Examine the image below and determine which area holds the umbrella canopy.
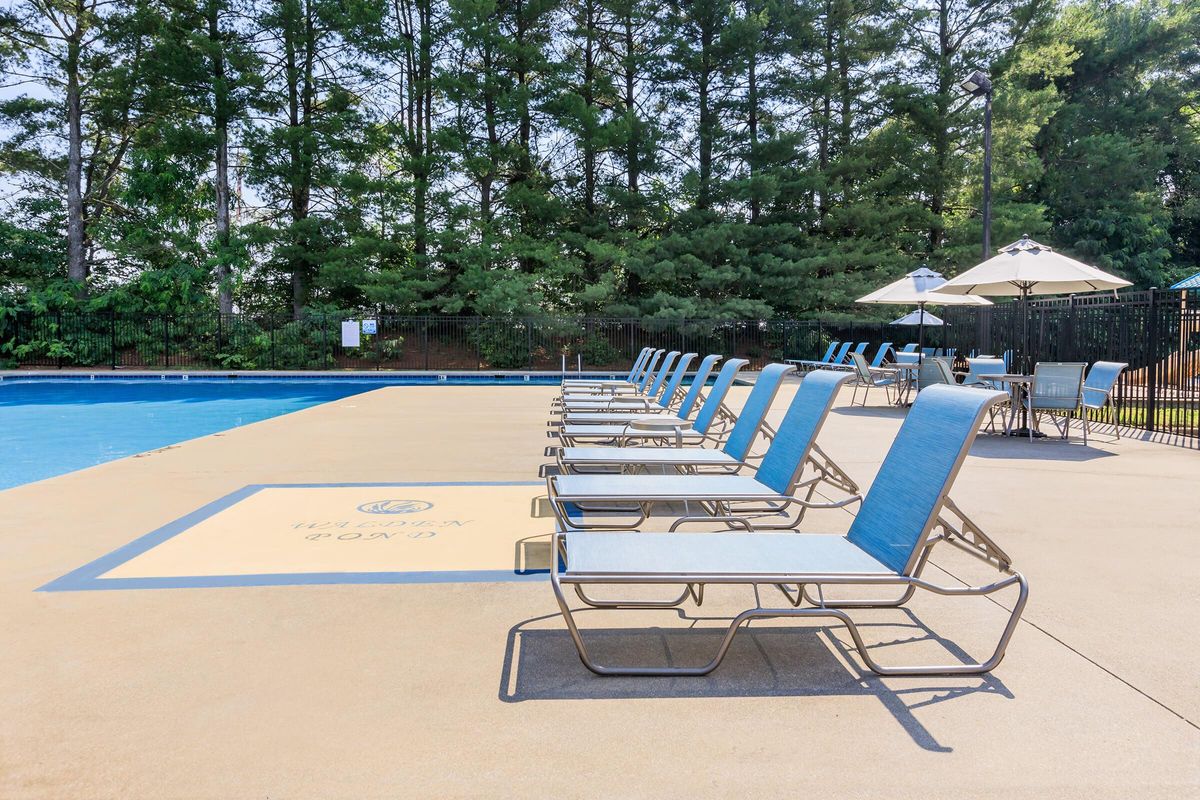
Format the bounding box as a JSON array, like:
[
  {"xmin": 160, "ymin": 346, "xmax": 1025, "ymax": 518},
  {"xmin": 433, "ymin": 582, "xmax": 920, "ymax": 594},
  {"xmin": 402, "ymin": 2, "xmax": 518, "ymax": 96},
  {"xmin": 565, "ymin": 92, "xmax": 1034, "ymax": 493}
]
[
  {"xmin": 891, "ymin": 309, "xmax": 946, "ymax": 326},
  {"xmin": 857, "ymin": 268, "xmax": 985, "ymax": 355},
  {"xmin": 934, "ymin": 235, "xmax": 1133, "ymax": 373},
  {"xmin": 933, "ymin": 235, "xmax": 1132, "ymax": 297},
  {"xmin": 856, "ymin": 267, "xmax": 992, "ymax": 306}
]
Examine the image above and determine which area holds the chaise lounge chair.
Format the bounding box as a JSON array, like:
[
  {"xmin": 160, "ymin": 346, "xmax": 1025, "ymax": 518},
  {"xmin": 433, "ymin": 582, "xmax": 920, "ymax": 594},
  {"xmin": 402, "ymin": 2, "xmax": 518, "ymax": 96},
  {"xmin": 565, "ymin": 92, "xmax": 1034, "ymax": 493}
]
[
  {"xmin": 561, "ymin": 346, "xmax": 653, "ymax": 392},
  {"xmin": 557, "ymin": 358, "xmax": 748, "ymax": 447},
  {"xmin": 550, "ymin": 384, "xmax": 1026, "ymax": 676},
  {"xmin": 548, "ymin": 370, "xmax": 858, "ymax": 531},
  {"xmin": 560, "ymin": 353, "xmax": 704, "ymax": 417},
  {"xmin": 556, "ymin": 362, "xmax": 796, "ymax": 475}
]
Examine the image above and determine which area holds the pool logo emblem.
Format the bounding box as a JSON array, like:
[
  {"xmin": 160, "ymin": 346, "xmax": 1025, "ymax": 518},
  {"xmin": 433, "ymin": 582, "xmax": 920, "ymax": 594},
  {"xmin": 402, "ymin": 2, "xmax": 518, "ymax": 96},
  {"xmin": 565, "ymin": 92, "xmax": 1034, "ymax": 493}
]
[{"xmin": 356, "ymin": 499, "xmax": 434, "ymax": 515}]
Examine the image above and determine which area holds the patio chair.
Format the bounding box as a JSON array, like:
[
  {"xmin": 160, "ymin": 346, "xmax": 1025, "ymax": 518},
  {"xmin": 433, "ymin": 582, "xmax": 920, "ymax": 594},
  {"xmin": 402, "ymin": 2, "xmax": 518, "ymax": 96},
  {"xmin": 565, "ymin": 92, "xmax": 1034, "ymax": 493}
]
[
  {"xmin": 962, "ymin": 357, "xmax": 1007, "ymax": 388},
  {"xmin": 561, "ymin": 346, "xmax": 652, "ymax": 391},
  {"xmin": 899, "ymin": 343, "xmax": 919, "ymax": 354},
  {"xmin": 559, "ymin": 358, "xmax": 748, "ymax": 447},
  {"xmin": 550, "ymin": 384, "xmax": 1026, "ymax": 677},
  {"xmin": 849, "ymin": 351, "xmax": 896, "ymax": 406},
  {"xmin": 917, "ymin": 357, "xmax": 955, "ymax": 391},
  {"xmin": 1082, "ymin": 361, "xmax": 1128, "ymax": 439},
  {"xmin": 557, "ymin": 362, "xmax": 797, "ymax": 475},
  {"xmin": 831, "ymin": 342, "xmax": 870, "ymax": 370},
  {"xmin": 963, "ymin": 357, "xmax": 1011, "ymax": 433},
  {"xmin": 1024, "ymin": 362, "xmax": 1087, "ymax": 442},
  {"xmin": 548, "ymin": 370, "xmax": 859, "ymax": 531},
  {"xmin": 561, "ymin": 352, "xmax": 699, "ymax": 415}
]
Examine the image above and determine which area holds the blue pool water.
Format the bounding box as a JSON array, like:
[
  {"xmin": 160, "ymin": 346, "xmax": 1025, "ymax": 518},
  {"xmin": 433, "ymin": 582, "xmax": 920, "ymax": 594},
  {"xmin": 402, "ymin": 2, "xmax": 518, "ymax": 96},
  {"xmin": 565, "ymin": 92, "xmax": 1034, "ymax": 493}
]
[{"xmin": 0, "ymin": 375, "xmax": 592, "ymax": 491}]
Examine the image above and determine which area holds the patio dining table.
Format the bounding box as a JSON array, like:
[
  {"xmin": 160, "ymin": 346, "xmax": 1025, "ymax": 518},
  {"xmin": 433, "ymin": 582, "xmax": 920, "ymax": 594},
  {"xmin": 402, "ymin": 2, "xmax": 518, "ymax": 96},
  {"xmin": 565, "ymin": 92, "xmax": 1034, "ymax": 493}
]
[
  {"xmin": 881, "ymin": 363, "xmax": 921, "ymax": 407},
  {"xmin": 980, "ymin": 373, "xmax": 1046, "ymax": 438}
]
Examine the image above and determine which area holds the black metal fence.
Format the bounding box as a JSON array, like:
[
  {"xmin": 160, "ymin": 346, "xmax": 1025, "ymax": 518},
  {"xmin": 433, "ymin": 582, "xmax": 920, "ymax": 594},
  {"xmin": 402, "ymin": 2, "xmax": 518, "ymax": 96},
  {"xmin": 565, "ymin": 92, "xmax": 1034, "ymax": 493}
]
[
  {"xmin": 3, "ymin": 291, "xmax": 1198, "ymax": 439},
  {"xmin": 0, "ymin": 313, "xmax": 896, "ymax": 373}
]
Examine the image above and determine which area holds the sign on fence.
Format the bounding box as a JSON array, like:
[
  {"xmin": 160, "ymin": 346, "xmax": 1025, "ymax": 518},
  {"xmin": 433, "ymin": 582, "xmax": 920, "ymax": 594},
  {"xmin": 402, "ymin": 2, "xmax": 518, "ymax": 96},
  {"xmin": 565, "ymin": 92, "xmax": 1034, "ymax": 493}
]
[
  {"xmin": 340, "ymin": 320, "xmax": 360, "ymax": 348},
  {"xmin": 362, "ymin": 319, "xmax": 377, "ymax": 335}
]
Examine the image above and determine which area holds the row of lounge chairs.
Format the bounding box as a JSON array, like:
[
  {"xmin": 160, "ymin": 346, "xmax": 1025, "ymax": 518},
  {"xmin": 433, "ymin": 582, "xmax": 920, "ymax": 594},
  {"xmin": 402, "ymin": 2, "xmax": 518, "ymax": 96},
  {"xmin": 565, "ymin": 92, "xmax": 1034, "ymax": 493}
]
[{"xmin": 546, "ymin": 347, "xmax": 1029, "ymax": 677}]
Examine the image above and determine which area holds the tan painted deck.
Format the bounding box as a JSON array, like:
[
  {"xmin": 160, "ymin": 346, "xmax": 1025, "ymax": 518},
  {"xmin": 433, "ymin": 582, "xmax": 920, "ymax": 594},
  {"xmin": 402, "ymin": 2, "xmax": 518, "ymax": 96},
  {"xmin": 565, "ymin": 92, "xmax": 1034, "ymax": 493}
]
[{"xmin": 1, "ymin": 381, "xmax": 1197, "ymax": 798}]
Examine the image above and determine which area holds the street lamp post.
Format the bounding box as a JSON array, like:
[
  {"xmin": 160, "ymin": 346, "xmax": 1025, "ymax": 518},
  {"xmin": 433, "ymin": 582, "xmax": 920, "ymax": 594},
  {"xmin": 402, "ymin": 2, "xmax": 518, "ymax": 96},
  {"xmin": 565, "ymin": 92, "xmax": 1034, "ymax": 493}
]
[{"xmin": 961, "ymin": 70, "xmax": 993, "ymax": 261}]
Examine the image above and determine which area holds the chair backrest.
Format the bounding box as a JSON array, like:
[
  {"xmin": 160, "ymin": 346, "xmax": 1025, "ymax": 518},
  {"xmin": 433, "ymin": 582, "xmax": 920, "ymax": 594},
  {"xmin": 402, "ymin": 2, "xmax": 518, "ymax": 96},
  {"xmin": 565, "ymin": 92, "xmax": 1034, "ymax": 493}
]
[
  {"xmin": 645, "ymin": 351, "xmax": 679, "ymax": 396},
  {"xmin": 753, "ymin": 370, "xmax": 853, "ymax": 495},
  {"xmin": 849, "ymin": 351, "xmax": 874, "ymax": 383},
  {"xmin": 625, "ymin": 347, "xmax": 653, "ymax": 381},
  {"xmin": 921, "ymin": 347, "xmax": 938, "ymax": 359},
  {"xmin": 917, "ymin": 358, "xmax": 952, "ymax": 390},
  {"xmin": 847, "ymin": 385, "xmax": 1006, "ymax": 574},
  {"xmin": 963, "ymin": 357, "xmax": 1005, "ymax": 387},
  {"xmin": 720, "ymin": 363, "xmax": 795, "ymax": 461},
  {"xmin": 816, "ymin": 341, "xmax": 838, "ymax": 364},
  {"xmin": 829, "ymin": 342, "xmax": 852, "ymax": 365},
  {"xmin": 849, "ymin": 343, "xmax": 869, "ymax": 359},
  {"xmin": 691, "ymin": 358, "xmax": 749, "ymax": 434},
  {"xmin": 945, "ymin": 348, "xmax": 957, "ymax": 359},
  {"xmin": 636, "ymin": 350, "xmax": 665, "ymax": 391},
  {"xmin": 677, "ymin": 354, "xmax": 722, "ymax": 418},
  {"xmin": 1030, "ymin": 362, "xmax": 1085, "ymax": 409},
  {"xmin": 895, "ymin": 351, "xmax": 920, "ymax": 366},
  {"xmin": 870, "ymin": 342, "xmax": 893, "ymax": 368},
  {"xmin": 654, "ymin": 352, "xmax": 695, "ymax": 408},
  {"xmin": 900, "ymin": 343, "xmax": 919, "ymax": 353},
  {"xmin": 1002, "ymin": 350, "xmax": 1013, "ymax": 371},
  {"xmin": 1082, "ymin": 361, "xmax": 1127, "ymax": 410}
]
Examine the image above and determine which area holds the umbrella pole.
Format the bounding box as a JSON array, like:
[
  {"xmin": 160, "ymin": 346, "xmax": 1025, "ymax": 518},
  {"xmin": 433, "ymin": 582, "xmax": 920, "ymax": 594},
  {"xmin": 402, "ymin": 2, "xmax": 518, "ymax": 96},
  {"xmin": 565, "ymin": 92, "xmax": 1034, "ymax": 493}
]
[
  {"xmin": 917, "ymin": 301, "xmax": 926, "ymax": 356},
  {"xmin": 1021, "ymin": 286, "xmax": 1030, "ymax": 373}
]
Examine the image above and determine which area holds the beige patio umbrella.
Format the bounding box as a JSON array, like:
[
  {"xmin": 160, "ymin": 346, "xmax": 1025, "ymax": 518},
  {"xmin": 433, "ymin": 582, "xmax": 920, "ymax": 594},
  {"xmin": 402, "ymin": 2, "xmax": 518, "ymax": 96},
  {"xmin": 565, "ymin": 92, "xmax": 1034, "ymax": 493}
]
[
  {"xmin": 933, "ymin": 235, "xmax": 1132, "ymax": 370},
  {"xmin": 857, "ymin": 267, "xmax": 991, "ymax": 353}
]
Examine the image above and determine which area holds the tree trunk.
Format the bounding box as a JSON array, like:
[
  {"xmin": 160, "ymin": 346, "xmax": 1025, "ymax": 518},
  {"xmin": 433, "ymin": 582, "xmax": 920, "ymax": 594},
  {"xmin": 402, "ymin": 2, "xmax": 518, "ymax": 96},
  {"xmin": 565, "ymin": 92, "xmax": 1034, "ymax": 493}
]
[
  {"xmin": 65, "ymin": 4, "xmax": 87, "ymax": 293},
  {"xmin": 623, "ymin": 13, "xmax": 639, "ymax": 209},
  {"xmin": 697, "ymin": 19, "xmax": 713, "ymax": 210},
  {"xmin": 209, "ymin": 0, "xmax": 233, "ymax": 314}
]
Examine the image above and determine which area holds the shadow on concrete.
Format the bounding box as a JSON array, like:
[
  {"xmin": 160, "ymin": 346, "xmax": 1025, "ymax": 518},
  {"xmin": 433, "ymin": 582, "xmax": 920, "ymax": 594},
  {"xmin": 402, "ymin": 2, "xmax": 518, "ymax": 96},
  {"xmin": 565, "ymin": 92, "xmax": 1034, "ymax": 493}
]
[
  {"xmin": 499, "ymin": 608, "xmax": 1013, "ymax": 753},
  {"xmin": 967, "ymin": 436, "xmax": 1118, "ymax": 462},
  {"xmin": 831, "ymin": 406, "xmax": 908, "ymax": 420}
]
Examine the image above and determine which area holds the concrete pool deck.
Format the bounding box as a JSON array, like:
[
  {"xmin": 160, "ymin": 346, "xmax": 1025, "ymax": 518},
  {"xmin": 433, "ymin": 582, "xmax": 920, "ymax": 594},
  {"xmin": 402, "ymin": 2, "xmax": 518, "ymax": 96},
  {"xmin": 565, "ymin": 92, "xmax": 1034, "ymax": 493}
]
[{"xmin": 1, "ymin": 381, "xmax": 1197, "ymax": 797}]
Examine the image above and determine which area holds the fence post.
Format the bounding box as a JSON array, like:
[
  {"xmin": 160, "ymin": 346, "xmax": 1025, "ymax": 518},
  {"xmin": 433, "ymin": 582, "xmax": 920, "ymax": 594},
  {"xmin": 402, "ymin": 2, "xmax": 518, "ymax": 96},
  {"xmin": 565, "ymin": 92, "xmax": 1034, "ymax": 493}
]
[
  {"xmin": 1146, "ymin": 289, "xmax": 1159, "ymax": 432},
  {"xmin": 55, "ymin": 311, "xmax": 63, "ymax": 369},
  {"xmin": 162, "ymin": 316, "xmax": 170, "ymax": 369},
  {"xmin": 316, "ymin": 314, "xmax": 324, "ymax": 369},
  {"xmin": 270, "ymin": 321, "xmax": 276, "ymax": 370},
  {"xmin": 109, "ymin": 311, "xmax": 117, "ymax": 369},
  {"xmin": 527, "ymin": 319, "xmax": 533, "ymax": 369},
  {"xmin": 422, "ymin": 320, "xmax": 430, "ymax": 370}
]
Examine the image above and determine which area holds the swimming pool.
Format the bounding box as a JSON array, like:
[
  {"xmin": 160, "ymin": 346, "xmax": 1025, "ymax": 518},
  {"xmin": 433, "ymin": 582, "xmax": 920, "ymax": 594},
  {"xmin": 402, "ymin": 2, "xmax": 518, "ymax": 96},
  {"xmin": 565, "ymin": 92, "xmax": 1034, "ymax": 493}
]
[{"xmin": 0, "ymin": 374, "xmax": 605, "ymax": 491}]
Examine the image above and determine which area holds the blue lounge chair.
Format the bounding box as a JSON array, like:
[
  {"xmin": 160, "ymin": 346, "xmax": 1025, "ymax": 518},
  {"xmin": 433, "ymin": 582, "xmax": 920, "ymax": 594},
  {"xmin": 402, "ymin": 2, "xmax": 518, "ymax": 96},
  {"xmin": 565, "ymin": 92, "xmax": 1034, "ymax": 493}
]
[
  {"xmin": 557, "ymin": 362, "xmax": 797, "ymax": 475},
  {"xmin": 869, "ymin": 342, "xmax": 894, "ymax": 368},
  {"xmin": 561, "ymin": 353, "xmax": 699, "ymax": 416},
  {"xmin": 562, "ymin": 347, "xmax": 653, "ymax": 391},
  {"xmin": 548, "ymin": 370, "xmax": 858, "ymax": 531},
  {"xmin": 559, "ymin": 358, "xmax": 748, "ymax": 447},
  {"xmin": 550, "ymin": 384, "xmax": 1026, "ymax": 676},
  {"xmin": 789, "ymin": 341, "xmax": 843, "ymax": 372}
]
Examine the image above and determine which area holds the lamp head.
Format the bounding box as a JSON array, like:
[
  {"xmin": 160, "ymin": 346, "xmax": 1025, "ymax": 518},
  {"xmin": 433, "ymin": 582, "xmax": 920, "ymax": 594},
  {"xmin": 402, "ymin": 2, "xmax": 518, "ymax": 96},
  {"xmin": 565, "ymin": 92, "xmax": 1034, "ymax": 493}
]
[{"xmin": 960, "ymin": 70, "xmax": 992, "ymax": 96}]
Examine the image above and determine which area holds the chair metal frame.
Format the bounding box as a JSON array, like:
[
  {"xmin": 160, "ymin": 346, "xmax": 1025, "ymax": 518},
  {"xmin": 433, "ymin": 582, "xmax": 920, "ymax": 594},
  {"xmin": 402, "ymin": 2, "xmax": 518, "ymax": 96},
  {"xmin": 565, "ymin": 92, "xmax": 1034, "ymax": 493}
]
[
  {"xmin": 547, "ymin": 371, "xmax": 860, "ymax": 531},
  {"xmin": 550, "ymin": 388, "xmax": 1028, "ymax": 677}
]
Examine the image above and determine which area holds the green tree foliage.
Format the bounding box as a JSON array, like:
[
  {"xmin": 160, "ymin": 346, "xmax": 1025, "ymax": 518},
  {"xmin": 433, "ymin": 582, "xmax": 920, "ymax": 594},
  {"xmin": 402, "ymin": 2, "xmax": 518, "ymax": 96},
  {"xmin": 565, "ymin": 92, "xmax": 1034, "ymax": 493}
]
[{"xmin": 0, "ymin": 0, "xmax": 1196, "ymax": 318}]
